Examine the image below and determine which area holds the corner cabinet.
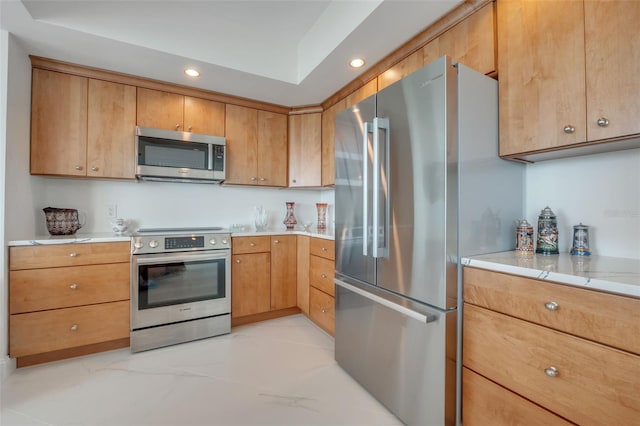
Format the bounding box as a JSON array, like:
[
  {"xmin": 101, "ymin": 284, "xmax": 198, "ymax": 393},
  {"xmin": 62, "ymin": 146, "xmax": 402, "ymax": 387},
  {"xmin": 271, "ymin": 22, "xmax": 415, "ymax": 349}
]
[
  {"xmin": 288, "ymin": 112, "xmax": 322, "ymax": 187},
  {"xmin": 498, "ymin": 0, "xmax": 640, "ymax": 161},
  {"xmin": 136, "ymin": 87, "xmax": 225, "ymax": 135},
  {"xmin": 31, "ymin": 69, "xmax": 137, "ymax": 179},
  {"xmin": 9, "ymin": 242, "xmax": 131, "ymax": 367},
  {"xmin": 462, "ymin": 267, "xmax": 640, "ymax": 425},
  {"xmin": 225, "ymin": 105, "xmax": 287, "ymax": 186},
  {"xmin": 321, "ymin": 99, "xmax": 346, "ymax": 187}
]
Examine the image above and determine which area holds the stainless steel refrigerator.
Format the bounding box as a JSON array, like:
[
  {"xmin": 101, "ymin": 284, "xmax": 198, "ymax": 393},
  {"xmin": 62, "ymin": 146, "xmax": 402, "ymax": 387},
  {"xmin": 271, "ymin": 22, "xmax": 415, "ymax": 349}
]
[{"xmin": 334, "ymin": 56, "xmax": 524, "ymax": 426}]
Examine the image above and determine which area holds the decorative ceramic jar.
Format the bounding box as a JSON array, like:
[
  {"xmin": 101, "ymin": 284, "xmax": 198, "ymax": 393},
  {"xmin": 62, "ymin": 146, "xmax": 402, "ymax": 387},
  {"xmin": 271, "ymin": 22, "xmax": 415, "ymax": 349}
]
[
  {"xmin": 283, "ymin": 202, "xmax": 297, "ymax": 230},
  {"xmin": 536, "ymin": 206, "xmax": 559, "ymax": 255},
  {"xmin": 316, "ymin": 203, "xmax": 328, "ymax": 230},
  {"xmin": 570, "ymin": 223, "xmax": 591, "ymax": 256},
  {"xmin": 515, "ymin": 219, "xmax": 534, "ymax": 254}
]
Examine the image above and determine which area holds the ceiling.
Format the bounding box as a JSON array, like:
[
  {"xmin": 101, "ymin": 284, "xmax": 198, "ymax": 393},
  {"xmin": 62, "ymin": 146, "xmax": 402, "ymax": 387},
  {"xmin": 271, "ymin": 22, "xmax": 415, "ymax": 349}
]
[{"xmin": 0, "ymin": 0, "xmax": 462, "ymax": 107}]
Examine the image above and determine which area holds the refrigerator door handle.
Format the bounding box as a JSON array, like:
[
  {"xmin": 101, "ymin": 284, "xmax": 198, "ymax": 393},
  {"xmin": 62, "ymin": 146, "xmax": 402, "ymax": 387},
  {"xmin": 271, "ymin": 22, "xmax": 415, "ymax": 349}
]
[
  {"xmin": 372, "ymin": 117, "xmax": 390, "ymax": 258},
  {"xmin": 335, "ymin": 277, "xmax": 438, "ymax": 324},
  {"xmin": 362, "ymin": 121, "xmax": 372, "ymax": 256}
]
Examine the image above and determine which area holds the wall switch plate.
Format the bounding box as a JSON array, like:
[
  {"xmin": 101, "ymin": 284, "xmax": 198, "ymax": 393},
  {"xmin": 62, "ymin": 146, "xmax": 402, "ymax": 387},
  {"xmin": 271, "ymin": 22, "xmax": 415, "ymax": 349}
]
[{"xmin": 107, "ymin": 204, "xmax": 117, "ymax": 218}]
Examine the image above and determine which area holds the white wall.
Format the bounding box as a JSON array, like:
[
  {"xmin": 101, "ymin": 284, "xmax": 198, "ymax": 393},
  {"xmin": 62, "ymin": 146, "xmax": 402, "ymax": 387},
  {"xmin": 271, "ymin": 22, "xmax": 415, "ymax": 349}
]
[{"xmin": 524, "ymin": 149, "xmax": 640, "ymax": 259}]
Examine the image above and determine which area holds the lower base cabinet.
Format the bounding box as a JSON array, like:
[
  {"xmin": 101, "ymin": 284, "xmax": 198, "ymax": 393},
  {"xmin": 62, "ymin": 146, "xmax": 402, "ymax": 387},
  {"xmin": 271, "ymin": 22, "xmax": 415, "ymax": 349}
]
[{"xmin": 307, "ymin": 237, "xmax": 335, "ymax": 335}]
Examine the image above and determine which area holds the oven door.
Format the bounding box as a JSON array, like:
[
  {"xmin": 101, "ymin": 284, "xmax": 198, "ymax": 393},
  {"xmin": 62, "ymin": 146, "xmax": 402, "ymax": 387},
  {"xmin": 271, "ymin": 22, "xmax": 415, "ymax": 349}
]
[{"xmin": 131, "ymin": 250, "xmax": 230, "ymax": 330}]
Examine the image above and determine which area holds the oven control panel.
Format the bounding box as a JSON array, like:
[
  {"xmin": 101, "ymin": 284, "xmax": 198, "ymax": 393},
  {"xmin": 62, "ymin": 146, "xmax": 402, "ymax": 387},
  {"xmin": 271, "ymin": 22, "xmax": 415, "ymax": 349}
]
[{"xmin": 131, "ymin": 232, "xmax": 231, "ymax": 254}]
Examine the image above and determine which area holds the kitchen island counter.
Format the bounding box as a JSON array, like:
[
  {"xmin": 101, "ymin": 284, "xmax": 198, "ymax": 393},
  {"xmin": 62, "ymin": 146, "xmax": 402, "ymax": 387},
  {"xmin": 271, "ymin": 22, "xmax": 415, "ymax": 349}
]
[{"xmin": 462, "ymin": 251, "xmax": 640, "ymax": 298}]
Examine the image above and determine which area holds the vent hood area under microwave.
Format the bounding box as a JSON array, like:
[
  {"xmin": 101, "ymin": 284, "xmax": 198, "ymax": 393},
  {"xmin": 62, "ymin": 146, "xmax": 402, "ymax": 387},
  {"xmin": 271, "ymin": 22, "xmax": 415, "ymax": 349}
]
[{"xmin": 135, "ymin": 127, "xmax": 226, "ymax": 184}]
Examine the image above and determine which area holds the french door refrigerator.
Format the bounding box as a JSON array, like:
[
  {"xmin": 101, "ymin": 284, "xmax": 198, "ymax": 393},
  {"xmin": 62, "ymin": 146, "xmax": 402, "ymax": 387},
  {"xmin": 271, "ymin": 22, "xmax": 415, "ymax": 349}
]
[{"xmin": 334, "ymin": 56, "xmax": 524, "ymax": 426}]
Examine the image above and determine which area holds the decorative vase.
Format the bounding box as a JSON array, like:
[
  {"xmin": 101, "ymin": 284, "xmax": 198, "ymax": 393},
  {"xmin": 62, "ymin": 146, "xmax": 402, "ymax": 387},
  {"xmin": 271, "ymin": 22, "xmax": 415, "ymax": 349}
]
[
  {"xmin": 283, "ymin": 202, "xmax": 297, "ymax": 230},
  {"xmin": 536, "ymin": 206, "xmax": 559, "ymax": 255},
  {"xmin": 316, "ymin": 203, "xmax": 328, "ymax": 230}
]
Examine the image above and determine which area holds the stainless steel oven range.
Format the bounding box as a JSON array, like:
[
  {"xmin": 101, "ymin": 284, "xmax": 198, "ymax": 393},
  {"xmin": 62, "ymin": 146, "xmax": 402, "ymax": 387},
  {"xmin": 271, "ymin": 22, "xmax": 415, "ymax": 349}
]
[{"xmin": 130, "ymin": 227, "xmax": 231, "ymax": 352}]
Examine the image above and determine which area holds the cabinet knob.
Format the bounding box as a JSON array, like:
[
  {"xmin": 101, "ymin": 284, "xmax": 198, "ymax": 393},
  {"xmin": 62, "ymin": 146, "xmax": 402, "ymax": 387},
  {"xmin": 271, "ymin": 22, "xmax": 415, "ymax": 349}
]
[
  {"xmin": 274, "ymin": 240, "xmax": 280, "ymax": 244},
  {"xmin": 321, "ymin": 247, "xmax": 327, "ymax": 251},
  {"xmin": 250, "ymin": 242, "xmax": 256, "ymax": 247},
  {"xmin": 74, "ymin": 165, "xmax": 83, "ymax": 171},
  {"xmin": 563, "ymin": 125, "xmax": 575, "ymax": 134},
  {"xmin": 544, "ymin": 301, "xmax": 559, "ymax": 311},
  {"xmin": 175, "ymin": 124, "xmax": 180, "ymax": 130},
  {"xmin": 544, "ymin": 366, "xmax": 559, "ymax": 378},
  {"xmin": 70, "ymin": 324, "xmax": 78, "ymax": 331},
  {"xmin": 259, "ymin": 177, "xmax": 266, "ymax": 182},
  {"xmin": 69, "ymin": 283, "xmax": 78, "ymax": 290},
  {"xmin": 250, "ymin": 177, "xmax": 257, "ymax": 181},
  {"xmin": 321, "ymin": 274, "xmax": 327, "ymax": 279},
  {"xmin": 69, "ymin": 252, "xmax": 78, "ymax": 257},
  {"xmin": 235, "ymin": 259, "xmax": 241, "ymax": 264},
  {"xmin": 596, "ymin": 117, "xmax": 609, "ymax": 127},
  {"xmin": 292, "ymin": 179, "xmax": 297, "ymax": 183},
  {"xmin": 91, "ymin": 166, "xmax": 98, "ymax": 172},
  {"xmin": 321, "ymin": 308, "xmax": 327, "ymax": 313},
  {"xmin": 188, "ymin": 125, "xmax": 192, "ymax": 132}
]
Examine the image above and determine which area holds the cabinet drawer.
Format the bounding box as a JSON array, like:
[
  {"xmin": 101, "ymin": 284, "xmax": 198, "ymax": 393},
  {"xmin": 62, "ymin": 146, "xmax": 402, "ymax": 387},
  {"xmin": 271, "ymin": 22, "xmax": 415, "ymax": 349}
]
[
  {"xmin": 9, "ymin": 242, "xmax": 130, "ymax": 270},
  {"xmin": 463, "ymin": 303, "xmax": 640, "ymax": 426},
  {"xmin": 462, "ymin": 367, "xmax": 572, "ymax": 426},
  {"xmin": 232, "ymin": 236, "xmax": 271, "ymax": 254},
  {"xmin": 9, "ymin": 300, "xmax": 130, "ymax": 358},
  {"xmin": 309, "ymin": 255, "xmax": 334, "ymax": 296},
  {"xmin": 309, "ymin": 237, "xmax": 334, "ymax": 260},
  {"xmin": 10, "ymin": 263, "xmax": 130, "ymax": 314},
  {"xmin": 464, "ymin": 267, "xmax": 640, "ymax": 355},
  {"xmin": 309, "ymin": 287, "xmax": 334, "ymax": 335}
]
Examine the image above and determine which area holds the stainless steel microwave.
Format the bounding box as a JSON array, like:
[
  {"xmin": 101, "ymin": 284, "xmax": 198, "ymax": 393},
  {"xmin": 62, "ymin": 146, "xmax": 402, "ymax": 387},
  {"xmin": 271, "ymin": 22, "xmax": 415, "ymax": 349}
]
[{"xmin": 135, "ymin": 126, "xmax": 225, "ymax": 183}]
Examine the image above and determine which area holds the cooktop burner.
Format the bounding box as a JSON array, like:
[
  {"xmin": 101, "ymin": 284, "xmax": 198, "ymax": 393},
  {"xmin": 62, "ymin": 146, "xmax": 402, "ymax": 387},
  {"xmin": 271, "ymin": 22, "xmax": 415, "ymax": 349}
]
[{"xmin": 135, "ymin": 227, "xmax": 226, "ymax": 235}]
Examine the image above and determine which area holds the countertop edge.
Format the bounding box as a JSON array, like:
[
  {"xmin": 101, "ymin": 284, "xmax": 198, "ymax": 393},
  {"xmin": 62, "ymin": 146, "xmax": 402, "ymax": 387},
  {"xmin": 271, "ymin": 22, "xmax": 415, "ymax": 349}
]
[{"xmin": 462, "ymin": 253, "xmax": 640, "ymax": 299}]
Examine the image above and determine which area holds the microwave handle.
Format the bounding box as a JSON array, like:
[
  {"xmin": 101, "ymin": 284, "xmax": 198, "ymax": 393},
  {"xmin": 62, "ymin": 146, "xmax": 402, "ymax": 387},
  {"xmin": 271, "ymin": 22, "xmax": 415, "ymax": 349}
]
[{"xmin": 208, "ymin": 146, "xmax": 214, "ymax": 171}]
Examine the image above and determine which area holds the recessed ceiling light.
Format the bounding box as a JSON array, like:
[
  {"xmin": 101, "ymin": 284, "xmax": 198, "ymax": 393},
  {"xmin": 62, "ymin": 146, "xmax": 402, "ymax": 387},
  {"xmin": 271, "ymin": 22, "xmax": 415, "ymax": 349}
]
[
  {"xmin": 184, "ymin": 68, "xmax": 200, "ymax": 77},
  {"xmin": 349, "ymin": 58, "xmax": 365, "ymax": 68}
]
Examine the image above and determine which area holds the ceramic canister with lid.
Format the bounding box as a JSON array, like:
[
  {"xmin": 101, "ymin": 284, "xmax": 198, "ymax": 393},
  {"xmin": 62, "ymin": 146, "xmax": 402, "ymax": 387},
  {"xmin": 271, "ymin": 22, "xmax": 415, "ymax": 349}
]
[{"xmin": 536, "ymin": 206, "xmax": 559, "ymax": 255}]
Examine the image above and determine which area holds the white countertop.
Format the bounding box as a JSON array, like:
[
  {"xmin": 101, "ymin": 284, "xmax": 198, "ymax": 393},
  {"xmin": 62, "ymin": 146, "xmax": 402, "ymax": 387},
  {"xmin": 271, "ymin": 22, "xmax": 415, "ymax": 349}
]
[
  {"xmin": 8, "ymin": 228, "xmax": 334, "ymax": 246},
  {"xmin": 462, "ymin": 251, "xmax": 640, "ymax": 299}
]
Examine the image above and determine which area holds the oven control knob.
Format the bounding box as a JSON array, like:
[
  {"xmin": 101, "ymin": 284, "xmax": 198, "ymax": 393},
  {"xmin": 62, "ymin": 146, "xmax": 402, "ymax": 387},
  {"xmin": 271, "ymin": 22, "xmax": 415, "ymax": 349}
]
[
  {"xmin": 149, "ymin": 240, "xmax": 159, "ymax": 248},
  {"xmin": 222, "ymin": 237, "xmax": 228, "ymax": 245},
  {"xmin": 209, "ymin": 238, "xmax": 217, "ymax": 246},
  {"xmin": 134, "ymin": 241, "xmax": 144, "ymax": 249}
]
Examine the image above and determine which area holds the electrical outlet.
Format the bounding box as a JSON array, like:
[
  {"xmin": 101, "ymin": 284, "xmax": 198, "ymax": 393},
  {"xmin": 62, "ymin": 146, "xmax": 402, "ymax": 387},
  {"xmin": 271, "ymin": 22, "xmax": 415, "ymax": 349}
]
[{"xmin": 107, "ymin": 204, "xmax": 117, "ymax": 218}]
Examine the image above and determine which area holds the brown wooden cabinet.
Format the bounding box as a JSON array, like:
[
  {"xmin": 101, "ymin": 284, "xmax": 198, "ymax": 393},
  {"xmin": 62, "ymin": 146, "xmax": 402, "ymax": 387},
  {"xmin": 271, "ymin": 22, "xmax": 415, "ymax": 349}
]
[
  {"xmin": 225, "ymin": 105, "xmax": 287, "ymax": 186},
  {"xmin": 288, "ymin": 113, "xmax": 322, "ymax": 187},
  {"xmin": 136, "ymin": 87, "xmax": 225, "ymax": 135},
  {"xmin": 422, "ymin": 2, "xmax": 495, "ymax": 76},
  {"xmin": 462, "ymin": 267, "xmax": 640, "ymax": 425},
  {"xmin": 9, "ymin": 242, "xmax": 131, "ymax": 367},
  {"xmin": 498, "ymin": 0, "xmax": 640, "ymax": 160},
  {"xmin": 308, "ymin": 237, "xmax": 335, "ymax": 335},
  {"xmin": 30, "ymin": 69, "xmax": 137, "ymax": 179},
  {"xmin": 231, "ymin": 235, "xmax": 296, "ymax": 320},
  {"xmin": 320, "ymin": 99, "xmax": 346, "ymax": 187}
]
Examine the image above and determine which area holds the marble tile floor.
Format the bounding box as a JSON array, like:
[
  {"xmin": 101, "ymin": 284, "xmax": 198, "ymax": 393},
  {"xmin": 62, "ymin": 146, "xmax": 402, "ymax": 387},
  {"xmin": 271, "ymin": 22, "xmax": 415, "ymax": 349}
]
[{"xmin": 1, "ymin": 315, "xmax": 401, "ymax": 426}]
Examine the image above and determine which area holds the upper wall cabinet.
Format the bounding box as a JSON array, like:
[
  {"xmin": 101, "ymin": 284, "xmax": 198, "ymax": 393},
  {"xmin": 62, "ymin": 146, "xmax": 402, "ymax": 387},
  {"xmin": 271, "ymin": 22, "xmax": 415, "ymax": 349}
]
[
  {"xmin": 31, "ymin": 69, "xmax": 136, "ymax": 179},
  {"xmin": 498, "ymin": 0, "xmax": 640, "ymax": 161},
  {"xmin": 288, "ymin": 112, "xmax": 322, "ymax": 187},
  {"xmin": 225, "ymin": 104, "xmax": 287, "ymax": 187},
  {"xmin": 423, "ymin": 2, "xmax": 496, "ymax": 76},
  {"xmin": 321, "ymin": 99, "xmax": 346, "ymax": 186},
  {"xmin": 137, "ymin": 87, "xmax": 225, "ymax": 135}
]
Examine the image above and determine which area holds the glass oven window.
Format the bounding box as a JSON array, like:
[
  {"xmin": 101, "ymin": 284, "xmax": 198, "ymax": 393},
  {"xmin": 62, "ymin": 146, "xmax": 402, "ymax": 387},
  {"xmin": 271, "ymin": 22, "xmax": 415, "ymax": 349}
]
[
  {"xmin": 138, "ymin": 258, "xmax": 225, "ymax": 310},
  {"xmin": 138, "ymin": 137, "xmax": 209, "ymax": 170}
]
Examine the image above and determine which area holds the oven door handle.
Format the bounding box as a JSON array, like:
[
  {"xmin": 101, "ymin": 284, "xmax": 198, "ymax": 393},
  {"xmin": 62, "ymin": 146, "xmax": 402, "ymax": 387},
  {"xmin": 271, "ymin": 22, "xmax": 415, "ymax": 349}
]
[{"xmin": 134, "ymin": 251, "xmax": 229, "ymax": 265}]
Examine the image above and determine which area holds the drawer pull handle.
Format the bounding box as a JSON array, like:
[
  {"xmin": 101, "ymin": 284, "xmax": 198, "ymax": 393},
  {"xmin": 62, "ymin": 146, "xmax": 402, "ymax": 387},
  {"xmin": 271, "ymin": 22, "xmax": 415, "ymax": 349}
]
[
  {"xmin": 321, "ymin": 247, "xmax": 327, "ymax": 251},
  {"xmin": 544, "ymin": 301, "xmax": 559, "ymax": 311},
  {"xmin": 250, "ymin": 243, "xmax": 256, "ymax": 247},
  {"xmin": 69, "ymin": 283, "xmax": 78, "ymax": 290},
  {"xmin": 236, "ymin": 259, "xmax": 241, "ymax": 264},
  {"xmin": 69, "ymin": 252, "xmax": 78, "ymax": 257},
  {"xmin": 70, "ymin": 324, "xmax": 78, "ymax": 331},
  {"xmin": 544, "ymin": 366, "xmax": 558, "ymax": 378},
  {"xmin": 321, "ymin": 274, "xmax": 327, "ymax": 278},
  {"xmin": 274, "ymin": 240, "xmax": 280, "ymax": 244}
]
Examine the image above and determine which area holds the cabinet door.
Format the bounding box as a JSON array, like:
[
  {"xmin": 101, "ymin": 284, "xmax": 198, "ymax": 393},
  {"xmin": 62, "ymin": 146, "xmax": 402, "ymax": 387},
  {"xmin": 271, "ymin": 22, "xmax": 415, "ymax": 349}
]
[
  {"xmin": 225, "ymin": 104, "xmax": 258, "ymax": 185},
  {"xmin": 87, "ymin": 80, "xmax": 136, "ymax": 179},
  {"xmin": 270, "ymin": 235, "xmax": 297, "ymax": 310},
  {"xmin": 136, "ymin": 87, "xmax": 184, "ymax": 131},
  {"xmin": 288, "ymin": 113, "xmax": 321, "ymax": 187},
  {"xmin": 497, "ymin": 0, "xmax": 586, "ymax": 156},
  {"xmin": 231, "ymin": 253, "xmax": 271, "ymax": 317},
  {"xmin": 30, "ymin": 69, "xmax": 88, "ymax": 176},
  {"xmin": 422, "ymin": 2, "xmax": 496, "ymax": 76},
  {"xmin": 321, "ymin": 99, "xmax": 346, "ymax": 186},
  {"xmin": 183, "ymin": 96, "xmax": 225, "ymax": 135},
  {"xmin": 296, "ymin": 235, "xmax": 310, "ymax": 315},
  {"xmin": 585, "ymin": 1, "xmax": 640, "ymax": 141},
  {"xmin": 309, "ymin": 287, "xmax": 334, "ymax": 335},
  {"xmin": 378, "ymin": 49, "xmax": 424, "ymax": 91},
  {"xmin": 257, "ymin": 111, "xmax": 287, "ymax": 187}
]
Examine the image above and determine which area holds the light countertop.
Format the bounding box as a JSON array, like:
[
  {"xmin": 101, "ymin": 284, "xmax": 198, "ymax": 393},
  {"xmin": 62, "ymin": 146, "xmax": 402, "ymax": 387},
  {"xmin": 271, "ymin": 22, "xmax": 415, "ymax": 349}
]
[
  {"xmin": 462, "ymin": 251, "xmax": 640, "ymax": 299},
  {"xmin": 8, "ymin": 228, "xmax": 334, "ymax": 246}
]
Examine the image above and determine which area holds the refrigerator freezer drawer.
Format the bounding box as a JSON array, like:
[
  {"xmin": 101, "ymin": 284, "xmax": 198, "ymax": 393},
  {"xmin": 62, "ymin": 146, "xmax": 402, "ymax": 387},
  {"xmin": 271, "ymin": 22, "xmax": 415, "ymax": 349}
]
[{"xmin": 335, "ymin": 279, "xmax": 456, "ymax": 426}]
